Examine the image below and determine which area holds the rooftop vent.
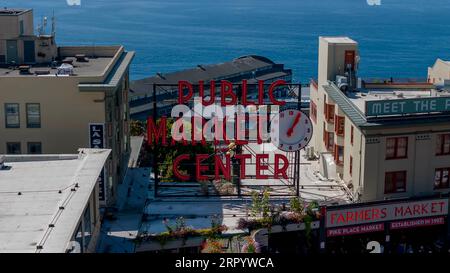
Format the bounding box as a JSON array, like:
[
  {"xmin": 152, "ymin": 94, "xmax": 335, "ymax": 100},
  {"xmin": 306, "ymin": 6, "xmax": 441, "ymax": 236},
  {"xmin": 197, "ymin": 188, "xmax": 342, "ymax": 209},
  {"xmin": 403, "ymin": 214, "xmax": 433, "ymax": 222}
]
[
  {"xmin": 19, "ymin": 65, "xmax": 31, "ymax": 75},
  {"xmin": 62, "ymin": 58, "xmax": 74, "ymax": 65},
  {"xmin": 35, "ymin": 70, "xmax": 50, "ymax": 76},
  {"xmin": 336, "ymin": 75, "xmax": 349, "ymax": 92},
  {"xmin": 57, "ymin": 63, "xmax": 74, "ymax": 76},
  {"xmin": 51, "ymin": 60, "xmax": 58, "ymax": 69},
  {"xmin": 75, "ymin": 54, "xmax": 88, "ymax": 62}
]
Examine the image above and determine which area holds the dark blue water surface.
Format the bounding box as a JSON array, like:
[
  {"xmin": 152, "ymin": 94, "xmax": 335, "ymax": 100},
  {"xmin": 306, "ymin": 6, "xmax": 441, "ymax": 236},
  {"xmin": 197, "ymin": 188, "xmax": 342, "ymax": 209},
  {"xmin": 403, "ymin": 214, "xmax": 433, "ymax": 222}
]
[{"xmin": 3, "ymin": 0, "xmax": 450, "ymax": 81}]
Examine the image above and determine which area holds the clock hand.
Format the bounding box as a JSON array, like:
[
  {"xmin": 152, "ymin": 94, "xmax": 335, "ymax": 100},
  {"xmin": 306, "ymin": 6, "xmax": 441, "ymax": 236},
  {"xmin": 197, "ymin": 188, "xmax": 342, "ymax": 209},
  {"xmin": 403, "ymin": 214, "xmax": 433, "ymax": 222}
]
[{"xmin": 287, "ymin": 112, "xmax": 301, "ymax": 137}]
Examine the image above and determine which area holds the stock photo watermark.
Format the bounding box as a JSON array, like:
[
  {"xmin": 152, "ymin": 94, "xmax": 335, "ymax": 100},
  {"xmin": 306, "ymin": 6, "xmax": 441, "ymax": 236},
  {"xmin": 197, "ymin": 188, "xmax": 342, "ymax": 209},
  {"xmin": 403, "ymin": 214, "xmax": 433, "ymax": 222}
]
[
  {"xmin": 367, "ymin": 0, "xmax": 382, "ymax": 6},
  {"xmin": 66, "ymin": 0, "xmax": 81, "ymax": 6}
]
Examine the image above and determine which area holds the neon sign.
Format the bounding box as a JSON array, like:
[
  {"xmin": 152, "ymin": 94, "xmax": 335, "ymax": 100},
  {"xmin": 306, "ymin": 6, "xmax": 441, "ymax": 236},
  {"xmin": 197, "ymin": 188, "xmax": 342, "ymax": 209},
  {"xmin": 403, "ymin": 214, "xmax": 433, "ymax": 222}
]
[{"xmin": 147, "ymin": 80, "xmax": 312, "ymax": 182}]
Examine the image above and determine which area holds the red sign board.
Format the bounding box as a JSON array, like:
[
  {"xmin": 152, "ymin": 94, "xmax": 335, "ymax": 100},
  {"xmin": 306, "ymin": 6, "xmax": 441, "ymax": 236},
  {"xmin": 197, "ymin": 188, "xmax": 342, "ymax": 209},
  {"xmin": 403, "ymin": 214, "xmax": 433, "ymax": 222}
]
[
  {"xmin": 327, "ymin": 223, "xmax": 384, "ymax": 237},
  {"xmin": 326, "ymin": 198, "xmax": 448, "ymax": 228}
]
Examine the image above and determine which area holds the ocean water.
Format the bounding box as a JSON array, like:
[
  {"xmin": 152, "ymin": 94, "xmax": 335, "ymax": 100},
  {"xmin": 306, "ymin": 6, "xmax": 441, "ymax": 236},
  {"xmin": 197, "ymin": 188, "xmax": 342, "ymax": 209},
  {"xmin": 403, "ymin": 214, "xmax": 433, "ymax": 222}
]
[{"xmin": 3, "ymin": 0, "xmax": 450, "ymax": 82}]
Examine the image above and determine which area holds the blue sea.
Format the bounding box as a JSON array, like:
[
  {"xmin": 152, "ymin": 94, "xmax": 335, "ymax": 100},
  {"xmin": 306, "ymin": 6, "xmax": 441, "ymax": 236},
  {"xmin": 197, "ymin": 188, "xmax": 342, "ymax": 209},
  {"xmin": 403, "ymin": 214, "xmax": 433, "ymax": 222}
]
[{"xmin": 3, "ymin": 0, "xmax": 450, "ymax": 82}]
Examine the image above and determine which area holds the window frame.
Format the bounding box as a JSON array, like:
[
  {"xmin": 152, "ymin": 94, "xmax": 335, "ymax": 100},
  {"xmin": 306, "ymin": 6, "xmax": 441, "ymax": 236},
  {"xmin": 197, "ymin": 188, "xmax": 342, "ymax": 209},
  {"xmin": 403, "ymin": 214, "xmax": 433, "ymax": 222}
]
[
  {"xmin": 27, "ymin": 142, "xmax": 42, "ymax": 154},
  {"xmin": 386, "ymin": 137, "xmax": 408, "ymax": 160},
  {"xmin": 5, "ymin": 103, "xmax": 20, "ymax": 128},
  {"xmin": 335, "ymin": 115, "xmax": 345, "ymax": 136},
  {"xmin": 310, "ymin": 101, "xmax": 317, "ymax": 123},
  {"xmin": 384, "ymin": 171, "xmax": 407, "ymax": 194},
  {"xmin": 434, "ymin": 168, "xmax": 450, "ymax": 190},
  {"xmin": 349, "ymin": 156, "xmax": 353, "ymax": 176},
  {"xmin": 26, "ymin": 103, "xmax": 41, "ymax": 128},
  {"xmin": 350, "ymin": 126, "xmax": 354, "ymax": 145},
  {"xmin": 334, "ymin": 144, "xmax": 344, "ymax": 166},
  {"xmin": 436, "ymin": 134, "xmax": 450, "ymax": 156},
  {"xmin": 325, "ymin": 103, "xmax": 335, "ymax": 124},
  {"xmin": 6, "ymin": 142, "xmax": 21, "ymax": 154}
]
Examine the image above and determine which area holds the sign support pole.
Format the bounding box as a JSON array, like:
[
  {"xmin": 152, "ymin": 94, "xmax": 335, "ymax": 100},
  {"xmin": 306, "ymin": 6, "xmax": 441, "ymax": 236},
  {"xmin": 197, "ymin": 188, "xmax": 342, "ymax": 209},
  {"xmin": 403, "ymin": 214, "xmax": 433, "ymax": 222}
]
[{"xmin": 153, "ymin": 83, "xmax": 159, "ymax": 198}]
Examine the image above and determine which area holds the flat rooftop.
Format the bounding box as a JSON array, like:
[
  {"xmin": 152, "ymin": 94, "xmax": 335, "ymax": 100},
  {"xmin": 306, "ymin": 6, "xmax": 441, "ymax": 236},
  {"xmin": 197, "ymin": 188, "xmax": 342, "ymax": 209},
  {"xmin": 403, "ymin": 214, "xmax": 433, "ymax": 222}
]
[
  {"xmin": 0, "ymin": 149, "xmax": 110, "ymax": 253},
  {"xmin": 130, "ymin": 55, "xmax": 291, "ymax": 96},
  {"xmin": 0, "ymin": 45, "xmax": 126, "ymax": 79},
  {"xmin": 0, "ymin": 8, "xmax": 30, "ymax": 16},
  {"xmin": 321, "ymin": 37, "xmax": 357, "ymax": 44},
  {"xmin": 0, "ymin": 57, "xmax": 112, "ymax": 77},
  {"xmin": 348, "ymin": 88, "xmax": 450, "ymax": 113}
]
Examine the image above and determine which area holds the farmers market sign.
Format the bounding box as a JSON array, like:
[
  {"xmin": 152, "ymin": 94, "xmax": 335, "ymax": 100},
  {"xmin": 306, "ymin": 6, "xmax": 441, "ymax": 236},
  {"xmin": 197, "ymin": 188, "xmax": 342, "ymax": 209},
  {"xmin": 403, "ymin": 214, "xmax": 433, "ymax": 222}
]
[{"xmin": 326, "ymin": 198, "xmax": 448, "ymax": 228}]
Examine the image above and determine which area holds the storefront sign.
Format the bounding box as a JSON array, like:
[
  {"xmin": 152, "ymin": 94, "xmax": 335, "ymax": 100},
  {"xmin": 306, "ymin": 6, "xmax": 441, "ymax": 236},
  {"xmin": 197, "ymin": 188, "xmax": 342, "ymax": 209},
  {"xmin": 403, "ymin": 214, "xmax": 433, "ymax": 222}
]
[
  {"xmin": 327, "ymin": 223, "xmax": 384, "ymax": 237},
  {"xmin": 326, "ymin": 198, "xmax": 448, "ymax": 228},
  {"xmin": 365, "ymin": 97, "xmax": 450, "ymax": 116},
  {"xmin": 390, "ymin": 216, "xmax": 445, "ymax": 230},
  {"xmin": 89, "ymin": 123, "xmax": 106, "ymax": 202}
]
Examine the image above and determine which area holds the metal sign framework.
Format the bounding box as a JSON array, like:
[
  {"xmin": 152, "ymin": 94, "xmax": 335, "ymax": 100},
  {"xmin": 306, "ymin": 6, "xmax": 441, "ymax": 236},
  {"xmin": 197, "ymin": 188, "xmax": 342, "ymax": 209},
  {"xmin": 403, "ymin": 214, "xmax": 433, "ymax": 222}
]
[{"xmin": 149, "ymin": 82, "xmax": 308, "ymax": 198}]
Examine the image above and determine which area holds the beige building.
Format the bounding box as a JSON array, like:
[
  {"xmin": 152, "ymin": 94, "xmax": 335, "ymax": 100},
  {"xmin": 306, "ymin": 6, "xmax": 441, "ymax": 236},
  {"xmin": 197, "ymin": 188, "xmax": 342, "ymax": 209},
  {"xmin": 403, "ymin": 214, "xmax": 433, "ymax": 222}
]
[
  {"xmin": 0, "ymin": 149, "xmax": 110, "ymax": 253},
  {"xmin": 0, "ymin": 8, "xmax": 135, "ymax": 206},
  {"xmin": 428, "ymin": 58, "xmax": 450, "ymax": 87},
  {"xmin": 310, "ymin": 37, "xmax": 450, "ymax": 202}
]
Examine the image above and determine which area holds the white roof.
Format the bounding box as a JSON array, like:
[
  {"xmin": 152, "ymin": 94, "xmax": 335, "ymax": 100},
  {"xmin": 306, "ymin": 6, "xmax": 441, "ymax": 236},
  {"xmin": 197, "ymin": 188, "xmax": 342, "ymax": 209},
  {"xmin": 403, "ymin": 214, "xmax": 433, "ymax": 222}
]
[
  {"xmin": 0, "ymin": 149, "xmax": 110, "ymax": 253},
  {"xmin": 321, "ymin": 37, "xmax": 357, "ymax": 44}
]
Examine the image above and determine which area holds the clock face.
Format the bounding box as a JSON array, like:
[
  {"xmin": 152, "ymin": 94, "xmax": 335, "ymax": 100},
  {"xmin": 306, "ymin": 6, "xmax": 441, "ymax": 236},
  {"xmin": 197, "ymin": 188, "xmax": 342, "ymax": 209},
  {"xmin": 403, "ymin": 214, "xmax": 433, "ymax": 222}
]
[{"xmin": 270, "ymin": 109, "xmax": 313, "ymax": 152}]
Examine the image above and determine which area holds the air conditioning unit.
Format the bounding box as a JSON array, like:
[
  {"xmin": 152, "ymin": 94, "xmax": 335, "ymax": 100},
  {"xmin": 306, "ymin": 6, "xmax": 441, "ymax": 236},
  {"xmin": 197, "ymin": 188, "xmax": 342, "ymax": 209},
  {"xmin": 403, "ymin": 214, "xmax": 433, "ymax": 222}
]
[
  {"xmin": 306, "ymin": 146, "xmax": 316, "ymax": 160},
  {"xmin": 336, "ymin": 75, "xmax": 349, "ymax": 92},
  {"xmin": 57, "ymin": 63, "xmax": 74, "ymax": 76}
]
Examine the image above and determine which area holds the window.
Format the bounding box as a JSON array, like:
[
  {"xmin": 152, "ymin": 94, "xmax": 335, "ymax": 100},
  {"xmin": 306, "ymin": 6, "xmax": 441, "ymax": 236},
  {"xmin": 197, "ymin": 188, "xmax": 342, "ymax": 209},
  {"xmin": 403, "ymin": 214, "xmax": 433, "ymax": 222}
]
[
  {"xmin": 5, "ymin": 103, "xmax": 20, "ymax": 128},
  {"xmin": 351, "ymin": 126, "xmax": 354, "ymax": 145},
  {"xmin": 386, "ymin": 137, "xmax": 408, "ymax": 159},
  {"xmin": 20, "ymin": 20, "xmax": 24, "ymax": 35},
  {"xmin": 349, "ymin": 156, "xmax": 353, "ymax": 176},
  {"xmin": 6, "ymin": 142, "xmax": 21, "ymax": 154},
  {"xmin": 345, "ymin": 50, "xmax": 356, "ymax": 71},
  {"xmin": 72, "ymin": 223, "xmax": 84, "ymax": 253},
  {"xmin": 83, "ymin": 204, "xmax": 92, "ymax": 249},
  {"xmin": 323, "ymin": 123, "xmax": 334, "ymax": 151},
  {"xmin": 334, "ymin": 145, "xmax": 344, "ymax": 165},
  {"xmin": 27, "ymin": 142, "xmax": 42, "ymax": 154},
  {"xmin": 335, "ymin": 116, "xmax": 345, "ymax": 136},
  {"xmin": 434, "ymin": 168, "xmax": 449, "ymax": 190},
  {"xmin": 26, "ymin": 103, "xmax": 41, "ymax": 128},
  {"xmin": 310, "ymin": 101, "xmax": 317, "ymax": 123},
  {"xmin": 325, "ymin": 104, "xmax": 335, "ymax": 124},
  {"xmin": 311, "ymin": 101, "xmax": 317, "ymax": 123},
  {"xmin": 436, "ymin": 134, "xmax": 450, "ymax": 156},
  {"xmin": 385, "ymin": 171, "xmax": 406, "ymax": 194}
]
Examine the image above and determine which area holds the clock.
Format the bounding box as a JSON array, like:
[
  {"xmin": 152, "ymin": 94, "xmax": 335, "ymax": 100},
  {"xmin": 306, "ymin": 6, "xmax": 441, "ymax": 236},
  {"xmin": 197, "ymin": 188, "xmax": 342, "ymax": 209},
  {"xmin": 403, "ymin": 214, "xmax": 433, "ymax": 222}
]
[{"xmin": 270, "ymin": 108, "xmax": 313, "ymax": 152}]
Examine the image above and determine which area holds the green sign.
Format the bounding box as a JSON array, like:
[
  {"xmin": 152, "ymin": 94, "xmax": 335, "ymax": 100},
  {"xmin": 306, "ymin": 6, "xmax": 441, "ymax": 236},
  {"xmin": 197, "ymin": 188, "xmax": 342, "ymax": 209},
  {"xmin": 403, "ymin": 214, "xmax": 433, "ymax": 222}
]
[{"xmin": 365, "ymin": 97, "xmax": 450, "ymax": 116}]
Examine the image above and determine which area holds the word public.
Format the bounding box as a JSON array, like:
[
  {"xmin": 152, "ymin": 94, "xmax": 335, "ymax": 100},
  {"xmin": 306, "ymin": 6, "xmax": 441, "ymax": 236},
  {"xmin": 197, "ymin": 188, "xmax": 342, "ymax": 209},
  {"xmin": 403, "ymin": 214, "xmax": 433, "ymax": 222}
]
[{"xmin": 178, "ymin": 79, "xmax": 287, "ymax": 106}]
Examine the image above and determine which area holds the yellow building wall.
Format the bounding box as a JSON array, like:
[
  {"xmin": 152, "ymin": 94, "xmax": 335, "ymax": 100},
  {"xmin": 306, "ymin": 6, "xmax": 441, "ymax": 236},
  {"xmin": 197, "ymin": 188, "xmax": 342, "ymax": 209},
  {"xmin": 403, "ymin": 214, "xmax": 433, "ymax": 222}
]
[{"xmin": 0, "ymin": 76, "xmax": 105, "ymax": 154}]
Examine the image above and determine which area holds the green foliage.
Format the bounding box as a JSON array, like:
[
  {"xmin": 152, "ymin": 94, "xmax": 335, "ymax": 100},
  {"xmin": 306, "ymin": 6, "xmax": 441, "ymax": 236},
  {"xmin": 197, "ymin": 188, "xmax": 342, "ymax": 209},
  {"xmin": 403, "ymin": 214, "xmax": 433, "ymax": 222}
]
[
  {"xmin": 148, "ymin": 118, "xmax": 214, "ymax": 181},
  {"xmin": 250, "ymin": 191, "xmax": 262, "ymax": 217},
  {"xmin": 137, "ymin": 216, "xmax": 228, "ymax": 247},
  {"xmin": 289, "ymin": 197, "xmax": 304, "ymax": 214},
  {"xmin": 250, "ymin": 188, "xmax": 271, "ymax": 218},
  {"xmin": 130, "ymin": 120, "xmax": 145, "ymax": 136}
]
